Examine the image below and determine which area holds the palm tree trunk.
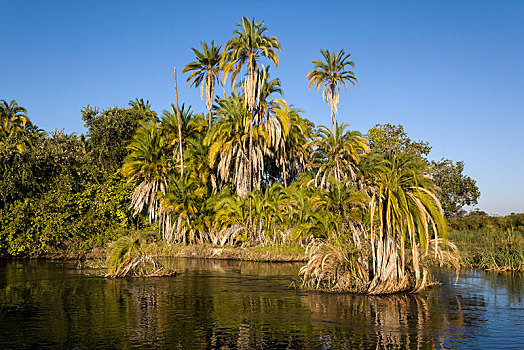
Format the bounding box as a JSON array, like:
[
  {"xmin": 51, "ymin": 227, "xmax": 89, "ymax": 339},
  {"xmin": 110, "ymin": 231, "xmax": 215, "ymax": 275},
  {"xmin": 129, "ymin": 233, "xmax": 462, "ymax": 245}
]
[
  {"xmin": 206, "ymin": 72, "xmax": 214, "ymax": 130},
  {"xmin": 220, "ymin": 81, "xmax": 226, "ymax": 98},
  {"xmin": 330, "ymin": 86, "xmax": 336, "ymax": 135},
  {"xmin": 246, "ymin": 61, "xmax": 258, "ymax": 240},
  {"xmin": 174, "ymin": 67, "xmax": 184, "ymax": 177},
  {"xmin": 283, "ymin": 160, "xmax": 288, "ymax": 187},
  {"xmin": 248, "ymin": 119, "xmax": 253, "ymax": 238}
]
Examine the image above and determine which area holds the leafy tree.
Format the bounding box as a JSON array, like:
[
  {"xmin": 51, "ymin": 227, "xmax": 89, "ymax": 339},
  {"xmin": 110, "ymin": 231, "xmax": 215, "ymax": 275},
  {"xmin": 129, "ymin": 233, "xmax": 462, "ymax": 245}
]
[
  {"xmin": 82, "ymin": 99, "xmax": 156, "ymax": 176},
  {"xmin": 430, "ymin": 158, "xmax": 480, "ymax": 218},
  {"xmin": 367, "ymin": 124, "xmax": 431, "ymax": 158},
  {"xmin": 0, "ymin": 100, "xmax": 45, "ymax": 207},
  {"xmin": 307, "ymin": 49, "xmax": 358, "ymax": 134}
]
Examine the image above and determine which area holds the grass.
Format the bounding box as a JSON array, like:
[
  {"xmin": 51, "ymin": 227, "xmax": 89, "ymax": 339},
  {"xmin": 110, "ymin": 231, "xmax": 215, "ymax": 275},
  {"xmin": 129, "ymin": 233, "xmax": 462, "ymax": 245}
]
[{"xmin": 448, "ymin": 229, "xmax": 524, "ymax": 271}]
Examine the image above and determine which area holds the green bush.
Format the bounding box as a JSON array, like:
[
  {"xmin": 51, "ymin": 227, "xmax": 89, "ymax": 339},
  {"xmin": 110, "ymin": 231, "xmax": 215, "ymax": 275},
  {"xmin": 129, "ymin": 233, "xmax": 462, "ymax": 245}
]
[{"xmin": 0, "ymin": 174, "xmax": 134, "ymax": 256}]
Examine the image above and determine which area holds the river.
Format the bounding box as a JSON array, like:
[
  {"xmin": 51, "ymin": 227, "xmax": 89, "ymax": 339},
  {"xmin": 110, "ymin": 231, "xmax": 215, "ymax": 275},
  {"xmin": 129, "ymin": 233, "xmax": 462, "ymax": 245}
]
[{"xmin": 1, "ymin": 258, "xmax": 523, "ymax": 349}]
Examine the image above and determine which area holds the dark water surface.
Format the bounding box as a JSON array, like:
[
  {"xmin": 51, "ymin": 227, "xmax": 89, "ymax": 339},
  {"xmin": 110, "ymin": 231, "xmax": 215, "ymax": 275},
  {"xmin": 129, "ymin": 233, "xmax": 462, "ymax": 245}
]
[{"xmin": 1, "ymin": 259, "xmax": 523, "ymax": 349}]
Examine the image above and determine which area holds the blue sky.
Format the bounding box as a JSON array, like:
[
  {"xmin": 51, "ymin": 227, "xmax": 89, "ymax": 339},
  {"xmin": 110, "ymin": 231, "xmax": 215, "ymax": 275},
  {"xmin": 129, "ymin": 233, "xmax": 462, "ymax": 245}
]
[{"xmin": 1, "ymin": 0, "xmax": 523, "ymax": 215}]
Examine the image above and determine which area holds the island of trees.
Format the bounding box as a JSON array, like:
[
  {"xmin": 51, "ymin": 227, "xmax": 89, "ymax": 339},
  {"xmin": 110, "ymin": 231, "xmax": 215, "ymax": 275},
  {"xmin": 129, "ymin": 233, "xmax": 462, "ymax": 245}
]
[{"xmin": 1, "ymin": 17, "xmax": 522, "ymax": 293}]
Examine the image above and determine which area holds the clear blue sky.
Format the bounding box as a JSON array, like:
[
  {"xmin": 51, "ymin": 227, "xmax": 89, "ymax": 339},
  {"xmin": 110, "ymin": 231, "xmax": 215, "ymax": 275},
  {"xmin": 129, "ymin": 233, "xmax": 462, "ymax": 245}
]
[{"xmin": 1, "ymin": 0, "xmax": 523, "ymax": 215}]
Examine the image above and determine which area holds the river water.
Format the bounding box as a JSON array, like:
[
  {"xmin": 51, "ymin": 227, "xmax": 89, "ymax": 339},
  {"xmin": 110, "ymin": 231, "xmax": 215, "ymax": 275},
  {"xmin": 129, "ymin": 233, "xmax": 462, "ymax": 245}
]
[{"xmin": 0, "ymin": 258, "xmax": 523, "ymax": 349}]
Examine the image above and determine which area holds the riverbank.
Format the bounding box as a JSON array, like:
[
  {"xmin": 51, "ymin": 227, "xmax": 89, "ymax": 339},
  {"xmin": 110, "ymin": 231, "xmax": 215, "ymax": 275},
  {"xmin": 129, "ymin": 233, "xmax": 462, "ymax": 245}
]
[
  {"xmin": 1, "ymin": 242, "xmax": 307, "ymax": 263},
  {"xmin": 3, "ymin": 229, "xmax": 524, "ymax": 272},
  {"xmin": 143, "ymin": 242, "xmax": 307, "ymax": 262}
]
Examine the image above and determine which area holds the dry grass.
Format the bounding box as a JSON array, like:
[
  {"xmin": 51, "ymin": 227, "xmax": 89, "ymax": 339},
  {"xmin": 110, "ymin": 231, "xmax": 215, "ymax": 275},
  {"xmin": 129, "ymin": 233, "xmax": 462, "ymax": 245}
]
[
  {"xmin": 105, "ymin": 254, "xmax": 176, "ymax": 278},
  {"xmin": 299, "ymin": 240, "xmax": 368, "ymax": 293}
]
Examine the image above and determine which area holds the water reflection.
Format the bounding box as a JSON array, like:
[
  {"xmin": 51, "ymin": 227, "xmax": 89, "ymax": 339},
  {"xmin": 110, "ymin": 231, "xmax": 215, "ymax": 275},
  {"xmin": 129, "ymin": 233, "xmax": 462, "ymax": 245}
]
[{"xmin": 0, "ymin": 260, "xmax": 523, "ymax": 349}]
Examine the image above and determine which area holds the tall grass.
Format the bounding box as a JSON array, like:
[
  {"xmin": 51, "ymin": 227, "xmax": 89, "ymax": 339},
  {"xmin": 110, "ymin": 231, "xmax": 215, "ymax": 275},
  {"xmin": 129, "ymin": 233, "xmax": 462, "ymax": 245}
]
[{"xmin": 449, "ymin": 229, "xmax": 524, "ymax": 271}]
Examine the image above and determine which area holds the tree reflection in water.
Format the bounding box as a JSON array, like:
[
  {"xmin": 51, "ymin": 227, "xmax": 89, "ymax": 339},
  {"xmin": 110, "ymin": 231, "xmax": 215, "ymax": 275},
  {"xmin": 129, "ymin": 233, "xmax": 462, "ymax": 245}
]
[
  {"xmin": 1, "ymin": 260, "xmax": 521, "ymax": 349},
  {"xmin": 301, "ymin": 291, "xmax": 468, "ymax": 349}
]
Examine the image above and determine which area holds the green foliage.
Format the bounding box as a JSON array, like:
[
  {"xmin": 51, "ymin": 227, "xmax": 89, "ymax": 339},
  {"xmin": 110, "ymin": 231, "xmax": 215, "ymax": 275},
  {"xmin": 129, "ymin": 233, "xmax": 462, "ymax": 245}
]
[
  {"xmin": 430, "ymin": 158, "xmax": 480, "ymax": 218},
  {"xmin": 106, "ymin": 235, "xmax": 142, "ymax": 274},
  {"xmin": 0, "ymin": 100, "xmax": 143, "ymax": 257},
  {"xmin": 82, "ymin": 100, "xmax": 156, "ymax": 177},
  {"xmin": 367, "ymin": 123, "xmax": 431, "ymax": 158},
  {"xmin": 0, "ymin": 174, "xmax": 134, "ymax": 256},
  {"xmin": 449, "ymin": 211, "xmax": 524, "ymax": 232}
]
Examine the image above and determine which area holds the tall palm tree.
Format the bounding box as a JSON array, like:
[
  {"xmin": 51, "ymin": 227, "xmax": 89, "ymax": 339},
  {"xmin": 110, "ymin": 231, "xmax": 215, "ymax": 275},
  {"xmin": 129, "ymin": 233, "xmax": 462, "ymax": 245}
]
[
  {"xmin": 307, "ymin": 49, "xmax": 358, "ymax": 134},
  {"xmin": 222, "ymin": 17, "xmax": 281, "ymax": 233},
  {"xmin": 222, "ymin": 16, "xmax": 281, "ymax": 112},
  {"xmin": 183, "ymin": 41, "xmax": 223, "ymax": 128}
]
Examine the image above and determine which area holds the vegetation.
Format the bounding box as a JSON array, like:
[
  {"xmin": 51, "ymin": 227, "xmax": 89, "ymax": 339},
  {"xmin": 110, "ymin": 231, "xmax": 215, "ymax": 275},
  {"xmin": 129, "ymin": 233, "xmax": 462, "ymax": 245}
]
[
  {"xmin": 446, "ymin": 212, "xmax": 524, "ymax": 271},
  {"xmin": 105, "ymin": 233, "xmax": 175, "ymax": 277},
  {"xmin": 1, "ymin": 16, "xmax": 507, "ymax": 293},
  {"xmin": 0, "ymin": 99, "xmax": 151, "ymax": 256},
  {"xmin": 449, "ymin": 229, "xmax": 524, "ymax": 271},
  {"xmin": 307, "ymin": 49, "xmax": 358, "ymax": 134}
]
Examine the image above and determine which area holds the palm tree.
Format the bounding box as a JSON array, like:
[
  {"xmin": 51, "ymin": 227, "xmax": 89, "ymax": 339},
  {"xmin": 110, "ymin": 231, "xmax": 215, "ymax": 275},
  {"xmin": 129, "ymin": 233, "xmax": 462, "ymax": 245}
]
[
  {"xmin": 272, "ymin": 100, "xmax": 312, "ymax": 187},
  {"xmin": 158, "ymin": 175, "xmax": 206, "ymax": 244},
  {"xmin": 206, "ymin": 94, "xmax": 267, "ymax": 197},
  {"xmin": 121, "ymin": 121, "xmax": 167, "ymax": 226},
  {"xmin": 0, "ymin": 100, "xmax": 31, "ymax": 130},
  {"xmin": 310, "ymin": 123, "xmax": 369, "ymax": 189},
  {"xmin": 0, "ymin": 100, "xmax": 39, "ymax": 152},
  {"xmin": 307, "ymin": 49, "xmax": 358, "ymax": 134},
  {"xmin": 128, "ymin": 98, "xmax": 158, "ymax": 121},
  {"xmin": 160, "ymin": 104, "xmax": 205, "ymax": 175},
  {"xmin": 222, "ymin": 16, "xmax": 281, "ymax": 112},
  {"xmin": 183, "ymin": 41, "xmax": 223, "ymax": 128},
  {"xmin": 364, "ymin": 153, "xmax": 451, "ymax": 294},
  {"xmin": 222, "ymin": 16, "xmax": 281, "ymax": 232}
]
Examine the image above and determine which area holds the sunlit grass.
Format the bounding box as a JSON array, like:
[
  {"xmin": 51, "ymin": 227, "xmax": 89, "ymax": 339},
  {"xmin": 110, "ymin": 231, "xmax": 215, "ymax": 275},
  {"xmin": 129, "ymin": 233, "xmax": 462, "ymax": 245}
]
[{"xmin": 449, "ymin": 229, "xmax": 524, "ymax": 271}]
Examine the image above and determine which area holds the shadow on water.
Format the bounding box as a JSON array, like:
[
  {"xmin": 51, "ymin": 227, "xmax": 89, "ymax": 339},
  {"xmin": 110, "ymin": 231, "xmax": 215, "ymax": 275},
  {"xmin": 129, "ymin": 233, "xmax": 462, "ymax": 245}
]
[{"xmin": 0, "ymin": 259, "xmax": 523, "ymax": 349}]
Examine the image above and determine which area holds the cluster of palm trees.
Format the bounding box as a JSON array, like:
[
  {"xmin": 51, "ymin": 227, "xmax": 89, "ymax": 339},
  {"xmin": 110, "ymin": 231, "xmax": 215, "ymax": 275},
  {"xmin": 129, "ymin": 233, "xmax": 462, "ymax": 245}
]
[{"xmin": 122, "ymin": 16, "xmax": 456, "ymax": 293}]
